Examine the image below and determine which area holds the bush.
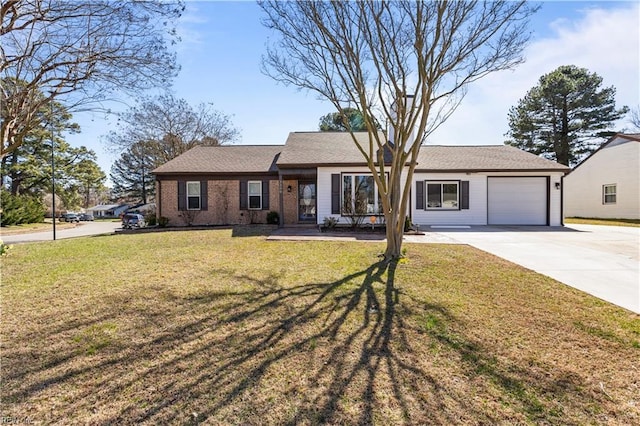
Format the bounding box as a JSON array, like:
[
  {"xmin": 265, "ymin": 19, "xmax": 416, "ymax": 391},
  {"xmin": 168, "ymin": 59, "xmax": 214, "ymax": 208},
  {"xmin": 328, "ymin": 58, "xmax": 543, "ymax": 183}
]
[
  {"xmin": 145, "ymin": 214, "xmax": 157, "ymax": 226},
  {"xmin": 0, "ymin": 190, "xmax": 46, "ymax": 226},
  {"xmin": 0, "ymin": 239, "xmax": 11, "ymax": 256},
  {"xmin": 266, "ymin": 211, "xmax": 279, "ymax": 225},
  {"xmin": 158, "ymin": 216, "xmax": 170, "ymax": 227},
  {"xmin": 323, "ymin": 216, "xmax": 338, "ymax": 229}
]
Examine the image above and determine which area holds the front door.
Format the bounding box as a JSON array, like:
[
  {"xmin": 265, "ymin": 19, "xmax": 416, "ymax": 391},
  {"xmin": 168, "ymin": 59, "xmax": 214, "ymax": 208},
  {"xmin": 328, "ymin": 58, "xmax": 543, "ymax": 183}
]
[{"xmin": 298, "ymin": 181, "xmax": 316, "ymax": 222}]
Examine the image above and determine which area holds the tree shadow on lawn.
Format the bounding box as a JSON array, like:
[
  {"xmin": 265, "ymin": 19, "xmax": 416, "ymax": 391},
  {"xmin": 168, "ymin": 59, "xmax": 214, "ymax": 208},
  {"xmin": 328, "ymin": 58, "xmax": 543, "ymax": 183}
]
[{"xmin": 3, "ymin": 261, "xmax": 609, "ymax": 424}]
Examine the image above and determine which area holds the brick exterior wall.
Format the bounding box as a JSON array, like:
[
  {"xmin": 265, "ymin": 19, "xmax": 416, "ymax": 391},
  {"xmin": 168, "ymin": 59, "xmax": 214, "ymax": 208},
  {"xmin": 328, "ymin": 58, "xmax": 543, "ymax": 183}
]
[{"xmin": 158, "ymin": 178, "xmax": 280, "ymax": 226}]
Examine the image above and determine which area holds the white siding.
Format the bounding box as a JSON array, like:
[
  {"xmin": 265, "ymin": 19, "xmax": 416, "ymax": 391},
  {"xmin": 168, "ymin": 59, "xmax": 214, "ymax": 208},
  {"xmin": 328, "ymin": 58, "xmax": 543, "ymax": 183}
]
[
  {"xmin": 564, "ymin": 140, "xmax": 640, "ymax": 219},
  {"xmin": 317, "ymin": 168, "xmax": 565, "ymax": 226},
  {"xmin": 317, "ymin": 166, "xmax": 409, "ymax": 225},
  {"xmin": 412, "ymin": 174, "xmax": 487, "ymax": 226}
]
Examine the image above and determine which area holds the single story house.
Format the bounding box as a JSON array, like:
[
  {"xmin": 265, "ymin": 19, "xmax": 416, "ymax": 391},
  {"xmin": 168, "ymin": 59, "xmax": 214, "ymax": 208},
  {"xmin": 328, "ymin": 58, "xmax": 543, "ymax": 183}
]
[
  {"xmin": 153, "ymin": 132, "xmax": 569, "ymax": 228},
  {"xmin": 87, "ymin": 204, "xmax": 130, "ymax": 218},
  {"xmin": 564, "ymin": 133, "xmax": 640, "ymax": 220}
]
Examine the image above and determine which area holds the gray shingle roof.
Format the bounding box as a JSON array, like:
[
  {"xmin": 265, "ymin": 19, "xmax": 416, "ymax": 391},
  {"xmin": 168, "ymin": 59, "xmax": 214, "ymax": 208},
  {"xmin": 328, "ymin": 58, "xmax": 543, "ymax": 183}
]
[
  {"xmin": 152, "ymin": 134, "xmax": 569, "ymax": 174},
  {"xmin": 277, "ymin": 132, "xmax": 385, "ymax": 166},
  {"xmin": 152, "ymin": 145, "xmax": 282, "ymax": 174},
  {"xmin": 416, "ymin": 145, "xmax": 569, "ymax": 171}
]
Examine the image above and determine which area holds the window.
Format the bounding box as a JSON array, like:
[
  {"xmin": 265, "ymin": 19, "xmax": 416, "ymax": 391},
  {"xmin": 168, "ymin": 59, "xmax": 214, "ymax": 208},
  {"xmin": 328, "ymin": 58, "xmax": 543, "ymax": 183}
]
[
  {"xmin": 426, "ymin": 181, "xmax": 459, "ymax": 209},
  {"xmin": 342, "ymin": 174, "xmax": 383, "ymax": 215},
  {"xmin": 603, "ymin": 184, "xmax": 616, "ymax": 204},
  {"xmin": 186, "ymin": 181, "xmax": 201, "ymax": 210},
  {"xmin": 248, "ymin": 181, "xmax": 262, "ymax": 210}
]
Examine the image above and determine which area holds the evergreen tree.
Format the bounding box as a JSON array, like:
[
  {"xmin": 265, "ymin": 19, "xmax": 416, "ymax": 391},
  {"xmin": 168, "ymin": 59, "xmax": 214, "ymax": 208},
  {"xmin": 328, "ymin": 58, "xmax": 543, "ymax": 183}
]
[
  {"xmin": 319, "ymin": 108, "xmax": 378, "ymax": 132},
  {"xmin": 110, "ymin": 141, "xmax": 156, "ymax": 204},
  {"xmin": 505, "ymin": 65, "xmax": 628, "ymax": 166}
]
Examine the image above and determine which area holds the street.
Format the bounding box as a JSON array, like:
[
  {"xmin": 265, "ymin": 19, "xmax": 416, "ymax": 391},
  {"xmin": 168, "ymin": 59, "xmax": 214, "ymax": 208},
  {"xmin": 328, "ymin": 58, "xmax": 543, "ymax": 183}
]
[{"xmin": 1, "ymin": 221, "xmax": 121, "ymax": 244}]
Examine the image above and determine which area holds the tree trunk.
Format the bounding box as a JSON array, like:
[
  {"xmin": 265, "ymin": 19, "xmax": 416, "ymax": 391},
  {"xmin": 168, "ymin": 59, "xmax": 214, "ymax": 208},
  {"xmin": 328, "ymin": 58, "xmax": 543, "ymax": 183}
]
[{"xmin": 384, "ymin": 220, "xmax": 404, "ymax": 260}]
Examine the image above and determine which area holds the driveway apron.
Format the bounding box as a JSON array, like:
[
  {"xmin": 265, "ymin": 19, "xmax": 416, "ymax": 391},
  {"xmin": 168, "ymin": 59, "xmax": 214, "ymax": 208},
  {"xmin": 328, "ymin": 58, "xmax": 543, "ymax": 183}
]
[{"xmin": 426, "ymin": 224, "xmax": 639, "ymax": 314}]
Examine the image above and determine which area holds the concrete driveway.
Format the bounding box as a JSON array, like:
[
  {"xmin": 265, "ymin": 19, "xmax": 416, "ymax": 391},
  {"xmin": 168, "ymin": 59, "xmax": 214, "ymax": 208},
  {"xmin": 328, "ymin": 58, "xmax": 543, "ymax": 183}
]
[{"xmin": 418, "ymin": 224, "xmax": 639, "ymax": 314}]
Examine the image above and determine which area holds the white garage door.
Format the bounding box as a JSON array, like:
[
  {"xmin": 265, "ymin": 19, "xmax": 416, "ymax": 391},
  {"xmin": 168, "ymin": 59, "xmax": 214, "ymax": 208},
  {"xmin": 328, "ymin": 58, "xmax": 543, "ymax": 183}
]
[{"xmin": 488, "ymin": 177, "xmax": 548, "ymax": 225}]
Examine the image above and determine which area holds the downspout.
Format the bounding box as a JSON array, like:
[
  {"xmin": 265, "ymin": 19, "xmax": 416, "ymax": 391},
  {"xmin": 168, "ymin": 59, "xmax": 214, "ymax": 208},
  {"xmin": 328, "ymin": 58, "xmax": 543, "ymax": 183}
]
[
  {"xmin": 560, "ymin": 174, "xmax": 565, "ymax": 226},
  {"xmin": 156, "ymin": 179, "xmax": 162, "ymax": 220},
  {"xmin": 278, "ymin": 173, "xmax": 284, "ymax": 227}
]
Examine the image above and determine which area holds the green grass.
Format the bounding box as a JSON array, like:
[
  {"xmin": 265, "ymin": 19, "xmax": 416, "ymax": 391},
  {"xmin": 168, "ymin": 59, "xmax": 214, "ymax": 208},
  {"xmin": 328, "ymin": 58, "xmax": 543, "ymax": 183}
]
[
  {"xmin": 2, "ymin": 226, "xmax": 639, "ymax": 424},
  {"xmin": 566, "ymin": 217, "xmax": 640, "ymax": 227}
]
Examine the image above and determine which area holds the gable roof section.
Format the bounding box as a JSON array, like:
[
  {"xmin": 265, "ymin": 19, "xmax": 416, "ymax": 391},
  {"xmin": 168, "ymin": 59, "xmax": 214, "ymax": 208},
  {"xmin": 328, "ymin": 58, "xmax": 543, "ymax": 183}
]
[
  {"xmin": 152, "ymin": 134, "xmax": 568, "ymax": 174},
  {"xmin": 570, "ymin": 133, "xmax": 640, "ymax": 173},
  {"xmin": 152, "ymin": 145, "xmax": 282, "ymax": 174},
  {"xmin": 416, "ymin": 145, "xmax": 569, "ymax": 172},
  {"xmin": 277, "ymin": 131, "xmax": 386, "ymax": 167}
]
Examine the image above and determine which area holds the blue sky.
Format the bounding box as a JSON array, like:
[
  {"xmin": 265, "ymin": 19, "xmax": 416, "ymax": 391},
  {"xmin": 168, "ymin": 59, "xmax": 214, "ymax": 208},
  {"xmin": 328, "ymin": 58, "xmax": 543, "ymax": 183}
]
[{"xmin": 66, "ymin": 1, "xmax": 640, "ymax": 180}]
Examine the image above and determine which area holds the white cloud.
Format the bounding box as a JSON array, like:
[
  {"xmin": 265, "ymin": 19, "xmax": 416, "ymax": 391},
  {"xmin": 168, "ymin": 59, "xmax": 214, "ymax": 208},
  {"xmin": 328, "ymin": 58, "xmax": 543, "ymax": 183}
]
[{"xmin": 428, "ymin": 3, "xmax": 639, "ymax": 145}]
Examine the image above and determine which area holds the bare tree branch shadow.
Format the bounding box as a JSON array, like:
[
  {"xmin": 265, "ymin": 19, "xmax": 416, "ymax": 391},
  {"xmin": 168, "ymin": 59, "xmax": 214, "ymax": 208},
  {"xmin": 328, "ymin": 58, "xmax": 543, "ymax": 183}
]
[{"xmin": 2, "ymin": 258, "xmax": 617, "ymax": 424}]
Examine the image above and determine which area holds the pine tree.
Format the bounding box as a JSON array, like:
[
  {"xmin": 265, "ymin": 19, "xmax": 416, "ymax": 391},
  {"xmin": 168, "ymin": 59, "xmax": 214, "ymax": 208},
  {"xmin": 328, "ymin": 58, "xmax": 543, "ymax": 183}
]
[{"xmin": 505, "ymin": 65, "xmax": 628, "ymax": 166}]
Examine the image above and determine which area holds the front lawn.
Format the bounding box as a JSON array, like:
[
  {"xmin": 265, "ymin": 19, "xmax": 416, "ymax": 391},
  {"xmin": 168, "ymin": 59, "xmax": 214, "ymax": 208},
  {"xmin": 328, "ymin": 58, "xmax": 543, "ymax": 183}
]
[
  {"xmin": 565, "ymin": 217, "xmax": 640, "ymax": 227},
  {"xmin": 2, "ymin": 227, "xmax": 638, "ymax": 424}
]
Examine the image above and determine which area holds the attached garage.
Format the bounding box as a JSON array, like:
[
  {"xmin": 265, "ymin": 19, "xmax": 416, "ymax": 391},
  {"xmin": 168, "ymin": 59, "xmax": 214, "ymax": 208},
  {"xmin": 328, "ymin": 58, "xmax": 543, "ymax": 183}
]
[{"xmin": 488, "ymin": 177, "xmax": 549, "ymax": 225}]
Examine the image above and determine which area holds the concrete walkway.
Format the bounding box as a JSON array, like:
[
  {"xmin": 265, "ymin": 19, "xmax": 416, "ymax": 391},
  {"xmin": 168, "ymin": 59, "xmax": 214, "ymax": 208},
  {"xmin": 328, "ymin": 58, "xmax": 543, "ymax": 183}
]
[{"xmin": 268, "ymin": 225, "xmax": 640, "ymax": 314}]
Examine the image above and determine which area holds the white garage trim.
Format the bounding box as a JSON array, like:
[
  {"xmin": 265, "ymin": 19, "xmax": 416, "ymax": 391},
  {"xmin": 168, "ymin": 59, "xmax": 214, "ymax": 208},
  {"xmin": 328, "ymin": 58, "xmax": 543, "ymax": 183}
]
[{"xmin": 488, "ymin": 177, "xmax": 549, "ymax": 225}]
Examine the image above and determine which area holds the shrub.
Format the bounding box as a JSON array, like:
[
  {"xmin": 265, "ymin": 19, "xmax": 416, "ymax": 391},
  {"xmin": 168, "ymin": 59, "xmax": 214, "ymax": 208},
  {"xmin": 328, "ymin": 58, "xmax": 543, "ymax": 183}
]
[
  {"xmin": 0, "ymin": 190, "xmax": 46, "ymax": 226},
  {"xmin": 145, "ymin": 214, "xmax": 157, "ymax": 226},
  {"xmin": 323, "ymin": 216, "xmax": 338, "ymax": 229},
  {"xmin": 158, "ymin": 216, "xmax": 170, "ymax": 227},
  {"xmin": 266, "ymin": 211, "xmax": 279, "ymax": 225},
  {"xmin": 0, "ymin": 239, "xmax": 11, "ymax": 256}
]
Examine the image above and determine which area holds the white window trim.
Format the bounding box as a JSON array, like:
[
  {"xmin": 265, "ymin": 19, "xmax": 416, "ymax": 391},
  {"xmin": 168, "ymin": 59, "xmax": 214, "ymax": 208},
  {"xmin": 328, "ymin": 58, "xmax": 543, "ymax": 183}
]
[
  {"xmin": 425, "ymin": 180, "xmax": 460, "ymax": 210},
  {"xmin": 186, "ymin": 181, "xmax": 201, "ymax": 210},
  {"xmin": 248, "ymin": 180, "xmax": 262, "ymax": 210},
  {"xmin": 603, "ymin": 184, "xmax": 616, "ymax": 205},
  {"xmin": 341, "ymin": 173, "xmax": 384, "ymax": 216}
]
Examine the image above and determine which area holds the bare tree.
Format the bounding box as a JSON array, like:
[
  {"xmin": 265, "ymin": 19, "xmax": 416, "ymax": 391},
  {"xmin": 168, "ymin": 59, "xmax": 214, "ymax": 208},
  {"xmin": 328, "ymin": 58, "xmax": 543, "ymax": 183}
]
[
  {"xmin": 105, "ymin": 93, "xmax": 240, "ymax": 164},
  {"xmin": 630, "ymin": 106, "xmax": 640, "ymax": 131},
  {"xmin": 260, "ymin": 1, "xmax": 537, "ymax": 260},
  {"xmin": 1, "ymin": 0, "xmax": 183, "ymax": 158}
]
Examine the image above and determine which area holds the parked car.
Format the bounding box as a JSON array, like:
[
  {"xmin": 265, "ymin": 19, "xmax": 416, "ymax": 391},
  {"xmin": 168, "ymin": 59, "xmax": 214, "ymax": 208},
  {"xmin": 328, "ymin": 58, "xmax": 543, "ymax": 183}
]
[
  {"xmin": 60, "ymin": 213, "xmax": 80, "ymax": 223},
  {"xmin": 122, "ymin": 213, "xmax": 146, "ymax": 229},
  {"xmin": 79, "ymin": 213, "xmax": 94, "ymax": 221}
]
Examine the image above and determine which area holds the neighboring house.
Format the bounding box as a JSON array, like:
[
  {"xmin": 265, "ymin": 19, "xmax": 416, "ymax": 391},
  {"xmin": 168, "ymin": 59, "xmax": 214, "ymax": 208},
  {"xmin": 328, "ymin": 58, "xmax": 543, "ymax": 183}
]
[
  {"xmin": 564, "ymin": 133, "xmax": 640, "ymax": 220},
  {"xmin": 152, "ymin": 132, "xmax": 569, "ymax": 227},
  {"xmin": 87, "ymin": 204, "xmax": 130, "ymax": 218}
]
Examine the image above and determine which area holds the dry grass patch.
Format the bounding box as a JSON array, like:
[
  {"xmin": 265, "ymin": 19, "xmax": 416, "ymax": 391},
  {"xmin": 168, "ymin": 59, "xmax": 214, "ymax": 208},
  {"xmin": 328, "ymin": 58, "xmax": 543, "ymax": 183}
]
[
  {"xmin": 565, "ymin": 217, "xmax": 640, "ymax": 227},
  {"xmin": 2, "ymin": 227, "xmax": 638, "ymax": 424}
]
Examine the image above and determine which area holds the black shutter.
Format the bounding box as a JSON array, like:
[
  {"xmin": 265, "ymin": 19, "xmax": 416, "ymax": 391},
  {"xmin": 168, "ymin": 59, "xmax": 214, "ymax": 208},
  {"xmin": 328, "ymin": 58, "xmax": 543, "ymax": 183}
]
[
  {"xmin": 415, "ymin": 180, "xmax": 424, "ymax": 210},
  {"xmin": 460, "ymin": 181, "xmax": 469, "ymax": 210},
  {"xmin": 200, "ymin": 180, "xmax": 208, "ymax": 211},
  {"xmin": 331, "ymin": 174, "xmax": 340, "ymax": 214},
  {"xmin": 239, "ymin": 180, "xmax": 247, "ymax": 210},
  {"xmin": 178, "ymin": 181, "xmax": 186, "ymax": 211},
  {"xmin": 262, "ymin": 179, "xmax": 270, "ymax": 210}
]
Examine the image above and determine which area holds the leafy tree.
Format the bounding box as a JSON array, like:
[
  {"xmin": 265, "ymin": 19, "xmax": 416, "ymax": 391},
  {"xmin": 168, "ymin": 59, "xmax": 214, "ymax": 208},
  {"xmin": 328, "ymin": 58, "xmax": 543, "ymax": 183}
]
[
  {"xmin": 319, "ymin": 108, "xmax": 379, "ymax": 132},
  {"xmin": 105, "ymin": 93, "xmax": 240, "ymax": 165},
  {"xmin": 1, "ymin": 96, "xmax": 79, "ymax": 196},
  {"xmin": 110, "ymin": 141, "xmax": 156, "ymax": 204},
  {"xmin": 72, "ymin": 159, "xmax": 107, "ymax": 208},
  {"xmin": 1, "ymin": 95, "xmax": 106, "ymax": 211},
  {"xmin": 1, "ymin": 0, "xmax": 183, "ymax": 158},
  {"xmin": 505, "ymin": 65, "xmax": 628, "ymax": 166},
  {"xmin": 261, "ymin": 1, "xmax": 536, "ymax": 260}
]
